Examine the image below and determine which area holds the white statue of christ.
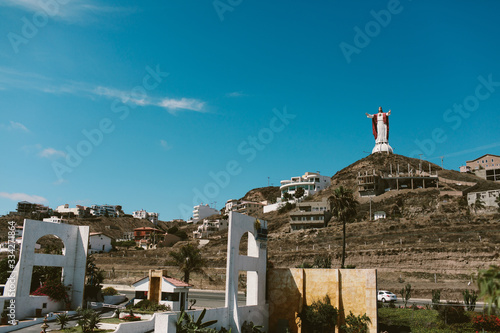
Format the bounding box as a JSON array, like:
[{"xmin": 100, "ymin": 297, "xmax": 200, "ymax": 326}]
[
  {"xmin": 365, "ymin": 106, "xmax": 391, "ymax": 143},
  {"xmin": 365, "ymin": 106, "xmax": 393, "ymax": 153}
]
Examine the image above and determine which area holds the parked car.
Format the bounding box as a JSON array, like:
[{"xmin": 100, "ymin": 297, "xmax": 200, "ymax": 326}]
[{"xmin": 377, "ymin": 290, "xmax": 397, "ymax": 302}]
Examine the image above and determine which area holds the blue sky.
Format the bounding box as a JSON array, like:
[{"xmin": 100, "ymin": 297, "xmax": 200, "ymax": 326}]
[{"xmin": 1, "ymin": 0, "xmax": 500, "ymax": 220}]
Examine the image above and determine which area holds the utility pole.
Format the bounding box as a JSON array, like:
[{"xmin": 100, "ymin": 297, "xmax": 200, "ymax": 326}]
[
  {"xmin": 268, "ymin": 177, "xmax": 270, "ymax": 186},
  {"xmin": 440, "ymin": 156, "xmax": 444, "ymax": 169},
  {"xmin": 369, "ymin": 196, "xmax": 372, "ymax": 221},
  {"xmin": 418, "ymin": 154, "xmax": 423, "ymax": 174}
]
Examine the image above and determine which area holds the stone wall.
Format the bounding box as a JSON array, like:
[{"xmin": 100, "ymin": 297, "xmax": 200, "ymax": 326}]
[{"xmin": 267, "ymin": 268, "xmax": 377, "ymax": 333}]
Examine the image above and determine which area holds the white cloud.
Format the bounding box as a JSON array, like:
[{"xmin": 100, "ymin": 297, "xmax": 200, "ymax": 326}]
[
  {"xmin": 159, "ymin": 98, "xmax": 205, "ymax": 113},
  {"xmin": 9, "ymin": 121, "xmax": 29, "ymax": 132},
  {"xmin": 0, "ymin": 192, "xmax": 47, "ymax": 204},
  {"xmin": 0, "ymin": 0, "xmax": 135, "ymax": 23},
  {"xmin": 39, "ymin": 147, "xmax": 66, "ymax": 159},
  {"xmin": 160, "ymin": 140, "xmax": 172, "ymax": 150},
  {"xmin": 226, "ymin": 91, "xmax": 245, "ymax": 97},
  {"xmin": 0, "ymin": 68, "xmax": 207, "ymax": 114}
]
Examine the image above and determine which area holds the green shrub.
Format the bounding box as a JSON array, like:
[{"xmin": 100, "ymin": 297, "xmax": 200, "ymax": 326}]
[
  {"xmin": 130, "ymin": 299, "xmax": 171, "ymax": 312},
  {"xmin": 437, "ymin": 302, "xmax": 468, "ymax": 325},
  {"xmin": 431, "ymin": 289, "xmax": 441, "ymax": 310},
  {"xmin": 298, "ymin": 295, "xmax": 338, "ymax": 333},
  {"xmin": 102, "ymin": 286, "xmax": 118, "ymax": 296},
  {"xmin": 55, "ymin": 313, "xmax": 70, "ymax": 330},
  {"xmin": 462, "ymin": 289, "xmax": 478, "ymax": 311},
  {"xmin": 340, "ymin": 311, "xmax": 371, "ymax": 333}
]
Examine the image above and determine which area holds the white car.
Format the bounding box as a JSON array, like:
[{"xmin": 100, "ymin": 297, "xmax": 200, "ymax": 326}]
[{"xmin": 378, "ymin": 290, "xmax": 397, "ymax": 302}]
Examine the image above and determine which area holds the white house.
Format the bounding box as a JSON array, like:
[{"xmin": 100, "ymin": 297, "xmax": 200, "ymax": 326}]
[
  {"xmin": 133, "ymin": 209, "xmax": 159, "ymax": 224},
  {"xmin": 55, "ymin": 204, "xmax": 89, "ymax": 217},
  {"xmin": 279, "ymin": 172, "xmax": 331, "ymax": 199},
  {"xmin": 88, "ymin": 232, "xmax": 114, "ymax": 254},
  {"xmin": 43, "ymin": 216, "xmax": 66, "ymax": 223},
  {"xmin": 189, "ymin": 204, "xmax": 219, "ymax": 224},
  {"xmin": 132, "ymin": 271, "xmax": 192, "ymax": 311},
  {"xmin": 193, "ymin": 218, "xmax": 229, "ymax": 239},
  {"xmin": 374, "ymin": 211, "xmax": 387, "ymax": 221},
  {"xmin": 467, "ymin": 189, "xmax": 500, "ymax": 208}
]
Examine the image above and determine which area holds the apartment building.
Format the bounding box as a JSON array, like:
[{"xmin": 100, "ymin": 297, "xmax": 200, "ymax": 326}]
[
  {"xmin": 190, "ymin": 204, "xmax": 219, "ymax": 224},
  {"xmin": 463, "ymin": 154, "xmax": 500, "ymax": 182},
  {"xmin": 133, "ymin": 209, "xmax": 160, "ymax": 224},
  {"xmin": 193, "ymin": 218, "xmax": 229, "ymax": 239},
  {"xmin": 289, "ymin": 198, "xmax": 332, "ymax": 231},
  {"xmin": 225, "ymin": 199, "xmax": 264, "ymax": 217},
  {"xmin": 90, "ymin": 204, "xmax": 119, "ymax": 217}
]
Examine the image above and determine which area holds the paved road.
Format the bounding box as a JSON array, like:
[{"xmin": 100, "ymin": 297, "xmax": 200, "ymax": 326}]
[{"xmin": 383, "ymin": 298, "xmax": 485, "ymax": 311}]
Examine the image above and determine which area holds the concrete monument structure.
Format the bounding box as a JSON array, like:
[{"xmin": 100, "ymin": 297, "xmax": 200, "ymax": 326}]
[
  {"xmin": 154, "ymin": 212, "xmax": 268, "ymax": 332},
  {"xmin": 1, "ymin": 219, "xmax": 89, "ymax": 320},
  {"xmin": 366, "ymin": 106, "xmax": 393, "ymax": 154}
]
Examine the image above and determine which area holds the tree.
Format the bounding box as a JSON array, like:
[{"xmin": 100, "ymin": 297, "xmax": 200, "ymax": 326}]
[
  {"xmin": 294, "ymin": 187, "xmax": 305, "ymax": 199},
  {"xmin": 282, "ymin": 192, "xmax": 292, "ymax": 201},
  {"xmin": 471, "ymin": 197, "xmax": 485, "ymax": 214},
  {"xmin": 55, "ymin": 313, "xmax": 70, "ymax": 330},
  {"xmin": 478, "ymin": 265, "xmax": 500, "ymax": 314},
  {"xmin": 77, "ymin": 308, "xmax": 102, "ymax": 333},
  {"xmin": 170, "ymin": 243, "xmax": 207, "ymax": 283},
  {"xmin": 400, "ymin": 283, "xmax": 412, "ymax": 308},
  {"xmin": 328, "ymin": 186, "xmax": 358, "ymax": 268}
]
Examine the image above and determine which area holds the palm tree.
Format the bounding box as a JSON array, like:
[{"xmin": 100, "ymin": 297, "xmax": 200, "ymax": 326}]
[
  {"xmin": 170, "ymin": 243, "xmax": 206, "ymax": 283},
  {"xmin": 328, "ymin": 186, "xmax": 358, "ymax": 269},
  {"xmin": 472, "ymin": 197, "xmax": 485, "ymax": 214},
  {"xmin": 478, "ymin": 265, "xmax": 500, "ymax": 314}
]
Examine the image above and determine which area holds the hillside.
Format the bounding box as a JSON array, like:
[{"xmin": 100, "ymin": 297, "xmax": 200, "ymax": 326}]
[
  {"xmin": 2, "ymin": 153, "xmax": 500, "ymax": 300},
  {"xmin": 240, "ymin": 186, "xmax": 280, "ymax": 203}
]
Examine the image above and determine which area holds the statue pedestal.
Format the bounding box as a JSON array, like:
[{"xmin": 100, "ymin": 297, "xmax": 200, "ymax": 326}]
[{"xmin": 372, "ymin": 143, "xmax": 393, "ymax": 154}]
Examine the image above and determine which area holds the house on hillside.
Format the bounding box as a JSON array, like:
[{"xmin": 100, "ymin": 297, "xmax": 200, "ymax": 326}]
[
  {"xmin": 463, "ymin": 154, "xmax": 500, "ymax": 182},
  {"xmin": 467, "ymin": 189, "xmax": 500, "ymax": 209},
  {"xmin": 374, "ymin": 211, "xmax": 387, "ymax": 221},
  {"xmin": 280, "ymin": 172, "xmax": 331, "ymax": 199},
  {"xmin": 43, "ymin": 216, "xmax": 66, "ymax": 223},
  {"xmin": 193, "ymin": 218, "xmax": 228, "ymax": 239},
  {"xmin": 134, "ymin": 227, "xmax": 164, "ymax": 249},
  {"xmin": 289, "ymin": 198, "xmax": 332, "ymax": 231},
  {"xmin": 55, "ymin": 204, "xmax": 90, "ymax": 217},
  {"xmin": 225, "ymin": 199, "xmax": 265, "ymax": 217},
  {"xmin": 90, "ymin": 204, "xmax": 120, "ymax": 217},
  {"xmin": 189, "ymin": 204, "xmax": 219, "ymax": 224},
  {"xmin": 89, "ymin": 232, "xmax": 114, "ymax": 254},
  {"xmin": 133, "ymin": 209, "xmax": 159, "ymax": 225},
  {"xmin": 132, "ymin": 270, "xmax": 192, "ymax": 311}
]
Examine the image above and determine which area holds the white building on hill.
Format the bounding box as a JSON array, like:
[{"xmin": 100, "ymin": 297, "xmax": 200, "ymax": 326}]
[
  {"xmin": 88, "ymin": 232, "xmax": 114, "ymax": 254},
  {"xmin": 280, "ymin": 172, "xmax": 331, "ymax": 199},
  {"xmin": 90, "ymin": 204, "xmax": 119, "ymax": 217},
  {"xmin": 193, "ymin": 218, "xmax": 229, "ymax": 239},
  {"xmin": 133, "ymin": 209, "xmax": 159, "ymax": 224},
  {"xmin": 189, "ymin": 204, "xmax": 219, "ymax": 224}
]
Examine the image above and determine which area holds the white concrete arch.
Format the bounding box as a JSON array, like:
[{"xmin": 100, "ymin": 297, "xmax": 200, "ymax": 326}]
[
  {"xmin": 225, "ymin": 212, "xmax": 268, "ymax": 331},
  {"xmin": 13, "ymin": 219, "xmax": 89, "ymax": 319}
]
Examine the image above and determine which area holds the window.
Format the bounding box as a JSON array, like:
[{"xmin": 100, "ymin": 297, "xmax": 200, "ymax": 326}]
[
  {"xmin": 161, "ymin": 292, "xmax": 180, "ymax": 301},
  {"xmin": 135, "ymin": 291, "xmax": 147, "ymax": 299}
]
